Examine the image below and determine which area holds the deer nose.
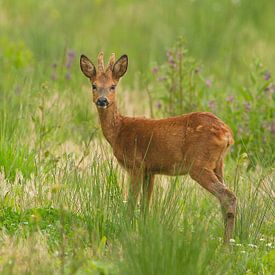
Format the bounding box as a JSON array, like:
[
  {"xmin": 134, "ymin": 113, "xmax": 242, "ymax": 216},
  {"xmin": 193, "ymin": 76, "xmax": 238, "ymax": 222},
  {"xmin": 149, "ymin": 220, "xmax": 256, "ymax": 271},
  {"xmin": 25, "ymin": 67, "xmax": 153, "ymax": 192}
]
[{"xmin": 96, "ymin": 97, "xmax": 109, "ymax": 107}]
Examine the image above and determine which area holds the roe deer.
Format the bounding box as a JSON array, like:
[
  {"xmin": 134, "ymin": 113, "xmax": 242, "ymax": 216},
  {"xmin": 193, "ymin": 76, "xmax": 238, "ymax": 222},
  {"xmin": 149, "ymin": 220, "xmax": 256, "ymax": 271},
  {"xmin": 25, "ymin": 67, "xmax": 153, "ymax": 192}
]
[{"xmin": 80, "ymin": 52, "xmax": 237, "ymax": 244}]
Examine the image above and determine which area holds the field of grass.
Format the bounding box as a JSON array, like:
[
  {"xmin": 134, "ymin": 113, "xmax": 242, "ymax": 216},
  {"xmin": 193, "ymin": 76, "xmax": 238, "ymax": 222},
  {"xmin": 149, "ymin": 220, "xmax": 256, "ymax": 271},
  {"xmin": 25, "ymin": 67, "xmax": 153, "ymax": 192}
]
[{"xmin": 0, "ymin": 0, "xmax": 274, "ymax": 274}]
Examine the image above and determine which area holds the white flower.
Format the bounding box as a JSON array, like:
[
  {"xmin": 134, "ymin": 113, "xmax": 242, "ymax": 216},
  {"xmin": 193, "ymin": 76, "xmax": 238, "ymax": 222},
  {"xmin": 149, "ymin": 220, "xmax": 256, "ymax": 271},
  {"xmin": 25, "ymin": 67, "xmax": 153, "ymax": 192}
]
[
  {"xmin": 259, "ymin": 238, "xmax": 265, "ymax": 242},
  {"xmin": 266, "ymin": 243, "xmax": 273, "ymax": 248},
  {"xmin": 236, "ymin": 243, "xmax": 242, "ymax": 247},
  {"xmin": 248, "ymin": 244, "xmax": 257, "ymax": 248},
  {"xmin": 240, "ymin": 250, "xmax": 246, "ymax": 254},
  {"xmin": 229, "ymin": 239, "xmax": 236, "ymax": 244}
]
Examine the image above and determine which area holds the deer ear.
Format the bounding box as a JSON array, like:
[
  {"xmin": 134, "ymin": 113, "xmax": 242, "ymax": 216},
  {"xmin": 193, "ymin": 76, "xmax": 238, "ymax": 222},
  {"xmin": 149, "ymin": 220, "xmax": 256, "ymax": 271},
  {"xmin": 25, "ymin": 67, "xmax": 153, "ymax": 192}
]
[
  {"xmin": 80, "ymin": 55, "xmax": 96, "ymax": 79},
  {"xmin": 112, "ymin": 55, "xmax": 128, "ymax": 79}
]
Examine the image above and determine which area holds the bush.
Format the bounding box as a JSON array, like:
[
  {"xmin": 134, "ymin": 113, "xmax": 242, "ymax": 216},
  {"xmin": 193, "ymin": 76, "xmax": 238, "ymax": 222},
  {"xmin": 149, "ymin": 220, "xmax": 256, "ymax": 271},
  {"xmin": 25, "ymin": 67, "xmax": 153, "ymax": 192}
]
[{"xmin": 149, "ymin": 38, "xmax": 274, "ymax": 166}]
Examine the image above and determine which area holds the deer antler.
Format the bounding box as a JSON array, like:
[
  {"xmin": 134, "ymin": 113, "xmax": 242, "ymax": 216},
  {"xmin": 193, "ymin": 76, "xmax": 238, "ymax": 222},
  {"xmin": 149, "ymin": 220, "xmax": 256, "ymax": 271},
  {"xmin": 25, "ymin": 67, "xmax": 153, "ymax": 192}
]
[
  {"xmin": 97, "ymin": 52, "xmax": 104, "ymax": 73},
  {"xmin": 106, "ymin": 53, "xmax": 116, "ymax": 72}
]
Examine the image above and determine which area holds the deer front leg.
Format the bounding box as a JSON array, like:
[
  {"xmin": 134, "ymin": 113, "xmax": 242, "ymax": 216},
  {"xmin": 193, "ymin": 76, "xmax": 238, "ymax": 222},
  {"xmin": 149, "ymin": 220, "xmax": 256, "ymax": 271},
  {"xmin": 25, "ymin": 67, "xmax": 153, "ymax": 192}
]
[
  {"xmin": 190, "ymin": 166, "xmax": 237, "ymax": 245},
  {"xmin": 127, "ymin": 170, "xmax": 143, "ymax": 214}
]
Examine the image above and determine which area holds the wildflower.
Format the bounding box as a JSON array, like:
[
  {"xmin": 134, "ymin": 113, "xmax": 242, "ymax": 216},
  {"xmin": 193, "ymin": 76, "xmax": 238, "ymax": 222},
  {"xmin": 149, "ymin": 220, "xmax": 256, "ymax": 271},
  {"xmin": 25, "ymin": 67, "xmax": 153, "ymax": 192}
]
[
  {"xmin": 266, "ymin": 243, "xmax": 273, "ymax": 248},
  {"xmin": 226, "ymin": 95, "xmax": 234, "ymax": 103},
  {"xmin": 208, "ymin": 100, "xmax": 216, "ymax": 111},
  {"xmin": 66, "ymin": 50, "xmax": 76, "ymax": 69},
  {"xmin": 248, "ymin": 243, "xmax": 257, "ymax": 248},
  {"xmin": 236, "ymin": 243, "xmax": 242, "ymax": 247},
  {"xmin": 205, "ymin": 79, "xmax": 212, "ymax": 88},
  {"xmin": 67, "ymin": 50, "xmax": 76, "ymax": 59},
  {"xmin": 168, "ymin": 56, "xmax": 176, "ymax": 68},
  {"xmin": 229, "ymin": 239, "xmax": 236, "ymax": 244},
  {"xmin": 152, "ymin": 66, "xmax": 159, "ymax": 74},
  {"xmin": 264, "ymin": 70, "xmax": 271, "ymax": 81},
  {"xmin": 156, "ymin": 102, "xmax": 162, "ymax": 109},
  {"xmin": 259, "ymin": 238, "xmax": 265, "ymax": 242},
  {"xmin": 240, "ymin": 250, "xmax": 246, "ymax": 254}
]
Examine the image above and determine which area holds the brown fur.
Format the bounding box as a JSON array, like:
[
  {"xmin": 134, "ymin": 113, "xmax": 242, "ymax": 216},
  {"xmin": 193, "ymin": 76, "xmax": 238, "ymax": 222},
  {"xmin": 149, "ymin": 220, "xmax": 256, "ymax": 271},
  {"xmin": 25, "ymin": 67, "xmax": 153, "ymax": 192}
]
[{"xmin": 80, "ymin": 52, "xmax": 237, "ymax": 244}]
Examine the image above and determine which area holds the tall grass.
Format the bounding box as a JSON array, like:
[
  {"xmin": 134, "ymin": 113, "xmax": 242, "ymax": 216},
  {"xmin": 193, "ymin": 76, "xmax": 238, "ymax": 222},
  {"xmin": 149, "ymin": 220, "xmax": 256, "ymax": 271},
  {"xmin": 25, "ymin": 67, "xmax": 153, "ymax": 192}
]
[{"xmin": 0, "ymin": 150, "xmax": 273, "ymax": 273}]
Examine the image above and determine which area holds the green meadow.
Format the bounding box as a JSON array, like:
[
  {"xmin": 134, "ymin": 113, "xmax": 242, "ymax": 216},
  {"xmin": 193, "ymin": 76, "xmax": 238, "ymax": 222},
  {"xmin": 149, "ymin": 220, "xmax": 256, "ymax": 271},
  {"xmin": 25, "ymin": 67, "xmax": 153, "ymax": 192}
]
[{"xmin": 0, "ymin": 0, "xmax": 274, "ymax": 274}]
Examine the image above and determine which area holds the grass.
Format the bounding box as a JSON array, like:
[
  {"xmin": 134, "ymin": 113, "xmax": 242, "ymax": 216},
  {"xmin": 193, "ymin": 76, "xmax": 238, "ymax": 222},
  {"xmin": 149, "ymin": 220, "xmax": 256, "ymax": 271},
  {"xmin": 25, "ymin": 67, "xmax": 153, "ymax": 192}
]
[{"xmin": 0, "ymin": 0, "xmax": 274, "ymax": 274}]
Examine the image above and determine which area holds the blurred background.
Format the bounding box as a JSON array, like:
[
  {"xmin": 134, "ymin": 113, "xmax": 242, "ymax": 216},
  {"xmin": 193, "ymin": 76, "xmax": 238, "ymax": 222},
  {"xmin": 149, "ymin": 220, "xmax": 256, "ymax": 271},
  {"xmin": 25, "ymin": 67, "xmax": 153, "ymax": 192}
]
[{"xmin": 1, "ymin": 0, "xmax": 274, "ymax": 86}]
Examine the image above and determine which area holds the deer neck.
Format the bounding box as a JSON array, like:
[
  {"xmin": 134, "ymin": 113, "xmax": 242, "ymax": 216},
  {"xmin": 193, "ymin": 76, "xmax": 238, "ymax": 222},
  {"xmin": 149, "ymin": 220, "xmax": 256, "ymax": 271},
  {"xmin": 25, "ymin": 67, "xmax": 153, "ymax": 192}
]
[{"xmin": 97, "ymin": 103, "xmax": 121, "ymax": 147}]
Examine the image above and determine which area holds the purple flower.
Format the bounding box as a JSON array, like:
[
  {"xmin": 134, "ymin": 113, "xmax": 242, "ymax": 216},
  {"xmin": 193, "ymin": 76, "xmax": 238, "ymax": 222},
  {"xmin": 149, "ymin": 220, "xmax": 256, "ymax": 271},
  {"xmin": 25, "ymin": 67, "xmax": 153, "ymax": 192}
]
[
  {"xmin": 226, "ymin": 95, "xmax": 234, "ymax": 103},
  {"xmin": 167, "ymin": 55, "xmax": 176, "ymax": 68},
  {"xmin": 208, "ymin": 100, "xmax": 216, "ymax": 111},
  {"xmin": 264, "ymin": 71, "xmax": 271, "ymax": 81},
  {"xmin": 67, "ymin": 50, "xmax": 76, "ymax": 59},
  {"xmin": 66, "ymin": 50, "xmax": 76, "ymax": 69},
  {"xmin": 152, "ymin": 67, "xmax": 159, "ymax": 74},
  {"xmin": 156, "ymin": 102, "xmax": 162, "ymax": 109},
  {"xmin": 205, "ymin": 79, "xmax": 212, "ymax": 88}
]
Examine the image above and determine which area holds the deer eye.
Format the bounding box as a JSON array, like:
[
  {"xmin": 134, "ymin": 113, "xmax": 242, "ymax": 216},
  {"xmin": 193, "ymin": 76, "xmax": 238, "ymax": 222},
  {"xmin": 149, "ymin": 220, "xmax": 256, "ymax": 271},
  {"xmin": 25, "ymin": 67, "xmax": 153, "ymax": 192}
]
[
  {"xmin": 110, "ymin": 85, "xmax": 116, "ymax": 91},
  {"xmin": 92, "ymin": 84, "xmax": 97, "ymax": 90}
]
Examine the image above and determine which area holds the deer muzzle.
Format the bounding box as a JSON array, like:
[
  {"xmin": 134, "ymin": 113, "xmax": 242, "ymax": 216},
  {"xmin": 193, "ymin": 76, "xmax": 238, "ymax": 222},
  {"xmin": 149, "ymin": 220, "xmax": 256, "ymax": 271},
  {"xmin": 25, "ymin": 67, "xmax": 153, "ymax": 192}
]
[{"xmin": 96, "ymin": 97, "xmax": 109, "ymax": 108}]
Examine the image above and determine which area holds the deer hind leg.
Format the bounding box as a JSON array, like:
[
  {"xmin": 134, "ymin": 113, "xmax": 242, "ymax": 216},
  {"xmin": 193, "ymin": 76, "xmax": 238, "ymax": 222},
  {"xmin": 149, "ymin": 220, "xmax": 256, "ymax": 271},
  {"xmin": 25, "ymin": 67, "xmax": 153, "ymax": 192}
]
[
  {"xmin": 141, "ymin": 173, "xmax": 155, "ymax": 213},
  {"xmin": 189, "ymin": 165, "xmax": 237, "ymax": 244},
  {"xmin": 214, "ymin": 159, "xmax": 224, "ymax": 183}
]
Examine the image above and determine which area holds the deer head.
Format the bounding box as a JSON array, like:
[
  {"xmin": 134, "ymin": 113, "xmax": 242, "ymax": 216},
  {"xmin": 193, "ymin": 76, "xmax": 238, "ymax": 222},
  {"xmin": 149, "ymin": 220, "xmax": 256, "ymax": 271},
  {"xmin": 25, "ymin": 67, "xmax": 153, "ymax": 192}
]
[{"xmin": 80, "ymin": 52, "xmax": 128, "ymax": 109}]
